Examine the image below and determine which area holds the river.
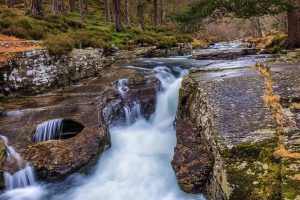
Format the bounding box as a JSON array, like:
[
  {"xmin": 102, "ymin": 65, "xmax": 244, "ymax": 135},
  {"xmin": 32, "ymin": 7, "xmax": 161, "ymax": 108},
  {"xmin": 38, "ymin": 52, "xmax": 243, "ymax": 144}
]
[{"xmin": 0, "ymin": 42, "xmax": 274, "ymax": 200}]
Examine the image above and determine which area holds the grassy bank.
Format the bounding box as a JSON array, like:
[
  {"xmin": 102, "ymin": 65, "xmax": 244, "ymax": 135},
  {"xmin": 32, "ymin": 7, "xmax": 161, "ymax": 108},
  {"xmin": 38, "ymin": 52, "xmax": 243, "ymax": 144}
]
[{"xmin": 0, "ymin": 5, "xmax": 197, "ymax": 55}]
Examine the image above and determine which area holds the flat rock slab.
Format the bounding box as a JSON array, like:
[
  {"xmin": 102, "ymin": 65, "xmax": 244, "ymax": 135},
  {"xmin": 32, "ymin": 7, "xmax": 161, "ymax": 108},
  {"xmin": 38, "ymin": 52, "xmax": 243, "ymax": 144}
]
[
  {"xmin": 173, "ymin": 60, "xmax": 300, "ymax": 199},
  {"xmin": 192, "ymin": 48, "xmax": 258, "ymax": 60}
]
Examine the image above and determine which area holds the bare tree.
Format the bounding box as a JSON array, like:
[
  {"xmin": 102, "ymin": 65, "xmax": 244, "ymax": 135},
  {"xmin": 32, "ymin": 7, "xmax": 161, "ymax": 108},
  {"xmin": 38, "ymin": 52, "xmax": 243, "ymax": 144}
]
[
  {"xmin": 69, "ymin": 0, "xmax": 76, "ymax": 12},
  {"xmin": 104, "ymin": 0, "xmax": 111, "ymax": 22},
  {"xmin": 52, "ymin": 0, "xmax": 64, "ymax": 14},
  {"xmin": 27, "ymin": 0, "xmax": 44, "ymax": 16},
  {"xmin": 124, "ymin": 0, "xmax": 130, "ymax": 24},
  {"xmin": 249, "ymin": 17, "xmax": 263, "ymax": 38},
  {"xmin": 160, "ymin": 0, "xmax": 163, "ymax": 25},
  {"xmin": 113, "ymin": 0, "xmax": 122, "ymax": 32},
  {"xmin": 79, "ymin": 0, "xmax": 87, "ymax": 20},
  {"xmin": 6, "ymin": 0, "xmax": 14, "ymax": 8},
  {"xmin": 153, "ymin": 0, "xmax": 158, "ymax": 26},
  {"xmin": 137, "ymin": 0, "xmax": 145, "ymax": 30}
]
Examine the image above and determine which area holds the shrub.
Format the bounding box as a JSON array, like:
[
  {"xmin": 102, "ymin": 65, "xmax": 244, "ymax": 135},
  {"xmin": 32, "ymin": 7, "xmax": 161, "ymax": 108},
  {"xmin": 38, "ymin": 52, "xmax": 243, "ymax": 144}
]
[
  {"xmin": 44, "ymin": 34, "xmax": 76, "ymax": 55},
  {"xmin": 135, "ymin": 34, "xmax": 156, "ymax": 45},
  {"xmin": 157, "ymin": 36, "xmax": 177, "ymax": 48},
  {"xmin": 265, "ymin": 33, "xmax": 287, "ymax": 53}
]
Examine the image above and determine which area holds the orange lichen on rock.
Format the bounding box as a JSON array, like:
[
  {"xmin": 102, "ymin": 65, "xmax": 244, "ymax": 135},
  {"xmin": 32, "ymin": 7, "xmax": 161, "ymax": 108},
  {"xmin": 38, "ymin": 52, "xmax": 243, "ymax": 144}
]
[
  {"xmin": 275, "ymin": 144, "xmax": 300, "ymax": 159},
  {"xmin": 252, "ymin": 65, "xmax": 284, "ymax": 130}
]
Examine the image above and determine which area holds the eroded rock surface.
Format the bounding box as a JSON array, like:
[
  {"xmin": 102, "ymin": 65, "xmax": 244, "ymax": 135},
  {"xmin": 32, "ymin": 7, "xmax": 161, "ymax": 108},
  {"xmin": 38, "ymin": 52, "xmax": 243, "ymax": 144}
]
[
  {"xmin": 173, "ymin": 61, "xmax": 300, "ymax": 199},
  {"xmin": 192, "ymin": 48, "xmax": 258, "ymax": 60},
  {"xmin": 0, "ymin": 66, "xmax": 160, "ymax": 186}
]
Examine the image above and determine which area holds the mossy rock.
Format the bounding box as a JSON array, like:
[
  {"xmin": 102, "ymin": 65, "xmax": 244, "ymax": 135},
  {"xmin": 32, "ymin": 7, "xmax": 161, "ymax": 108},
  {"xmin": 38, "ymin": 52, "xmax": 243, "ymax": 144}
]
[{"xmin": 223, "ymin": 138, "xmax": 282, "ymax": 200}]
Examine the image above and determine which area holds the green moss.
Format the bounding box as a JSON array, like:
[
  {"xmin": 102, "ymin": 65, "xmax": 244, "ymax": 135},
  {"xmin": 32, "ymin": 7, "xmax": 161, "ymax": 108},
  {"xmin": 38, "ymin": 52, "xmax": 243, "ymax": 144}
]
[
  {"xmin": 265, "ymin": 33, "xmax": 287, "ymax": 54},
  {"xmin": 222, "ymin": 138, "xmax": 282, "ymax": 200},
  {"xmin": 281, "ymin": 158, "xmax": 300, "ymax": 200}
]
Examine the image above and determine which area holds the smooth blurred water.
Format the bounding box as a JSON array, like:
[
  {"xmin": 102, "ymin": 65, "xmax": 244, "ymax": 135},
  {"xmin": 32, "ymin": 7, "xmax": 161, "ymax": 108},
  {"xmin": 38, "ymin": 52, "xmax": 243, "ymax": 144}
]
[{"xmin": 0, "ymin": 66, "xmax": 204, "ymax": 200}]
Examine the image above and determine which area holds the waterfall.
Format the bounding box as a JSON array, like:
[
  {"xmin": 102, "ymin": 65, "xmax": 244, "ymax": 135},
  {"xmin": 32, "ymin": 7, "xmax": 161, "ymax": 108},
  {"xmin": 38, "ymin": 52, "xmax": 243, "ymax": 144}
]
[
  {"xmin": 4, "ymin": 167, "xmax": 36, "ymax": 191},
  {"xmin": 32, "ymin": 119, "xmax": 63, "ymax": 142},
  {"xmin": 42, "ymin": 65, "xmax": 204, "ymax": 200},
  {"xmin": 117, "ymin": 79, "xmax": 129, "ymax": 97},
  {"xmin": 124, "ymin": 101, "xmax": 142, "ymax": 125},
  {"xmin": 0, "ymin": 135, "xmax": 36, "ymax": 191}
]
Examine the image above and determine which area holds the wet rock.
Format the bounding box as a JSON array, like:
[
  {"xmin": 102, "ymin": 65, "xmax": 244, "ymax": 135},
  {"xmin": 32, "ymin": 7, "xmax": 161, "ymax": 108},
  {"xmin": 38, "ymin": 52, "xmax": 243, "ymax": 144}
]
[
  {"xmin": 0, "ymin": 106, "xmax": 5, "ymax": 116},
  {"xmin": 192, "ymin": 48, "xmax": 258, "ymax": 60},
  {"xmin": 0, "ymin": 141, "xmax": 6, "ymax": 188},
  {"xmin": 144, "ymin": 43, "xmax": 192, "ymax": 58},
  {"xmin": 174, "ymin": 61, "xmax": 300, "ymax": 199},
  {"xmin": 0, "ymin": 67, "xmax": 160, "ymax": 184},
  {"xmin": 0, "ymin": 44, "xmax": 190, "ymax": 97}
]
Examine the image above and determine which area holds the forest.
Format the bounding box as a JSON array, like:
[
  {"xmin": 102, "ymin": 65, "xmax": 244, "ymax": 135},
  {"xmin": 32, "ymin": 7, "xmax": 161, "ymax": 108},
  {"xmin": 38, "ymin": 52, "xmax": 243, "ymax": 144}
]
[{"xmin": 0, "ymin": 1, "xmax": 299, "ymax": 200}]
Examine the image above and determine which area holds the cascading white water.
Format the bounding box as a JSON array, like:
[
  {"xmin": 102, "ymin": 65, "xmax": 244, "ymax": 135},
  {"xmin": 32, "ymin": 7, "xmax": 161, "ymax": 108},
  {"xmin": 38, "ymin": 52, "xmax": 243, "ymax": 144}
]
[
  {"xmin": 117, "ymin": 79, "xmax": 129, "ymax": 97},
  {"xmin": 43, "ymin": 66, "xmax": 204, "ymax": 200},
  {"xmin": 0, "ymin": 135, "xmax": 36, "ymax": 192},
  {"xmin": 4, "ymin": 167, "xmax": 36, "ymax": 191},
  {"xmin": 124, "ymin": 101, "xmax": 142, "ymax": 125},
  {"xmin": 32, "ymin": 119, "xmax": 63, "ymax": 142}
]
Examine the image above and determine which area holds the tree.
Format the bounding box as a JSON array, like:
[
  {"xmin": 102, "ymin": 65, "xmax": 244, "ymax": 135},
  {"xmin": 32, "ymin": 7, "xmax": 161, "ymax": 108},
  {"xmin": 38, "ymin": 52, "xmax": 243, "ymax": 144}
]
[
  {"xmin": 137, "ymin": 0, "xmax": 148, "ymax": 30},
  {"xmin": 160, "ymin": 0, "xmax": 163, "ymax": 24},
  {"xmin": 69, "ymin": 0, "xmax": 76, "ymax": 12},
  {"xmin": 79, "ymin": 0, "xmax": 87, "ymax": 19},
  {"xmin": 27, "ymin": 0, "xmax": 44, "ymax": 16},
  {"xmin": 124, "ymin": 0, "xmax": 130, "ymax": 24},
  {"xmin": 174, "ymin": 0, "xmax": 300, "ymax": 49},
  {"xmin": 104, "ymin": 0, "xmax": 111, "ymax": 22},
  {"xmin": 287, "ymin": 0, "xmax": 300, "ymax": 49},
  {"xmin": 6, "ymin": 0, "xmax": 14, "ymax": 8},
  {"xmin": 249, "ymin": 17, "xmax": 263, "ymax": 38},
  {"xmin": 113, "ymin": 0, "xmax": 122, "ymax": 31},
  {"xmin": 153, "ymin": 0, "xmax": 158, "ymax": 26},
  {"xmin": 52, "ymin": 0, "xmax": 64, "ymax": 14}
]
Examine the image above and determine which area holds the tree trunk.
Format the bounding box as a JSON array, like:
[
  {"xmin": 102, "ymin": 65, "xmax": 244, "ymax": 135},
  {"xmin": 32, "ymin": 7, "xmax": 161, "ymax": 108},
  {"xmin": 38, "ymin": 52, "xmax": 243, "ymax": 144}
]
[
  {"xmin": 137, "ymin": 2, "xmax": 144, "ymax": 30},
  {"xmin": 287, "ymin": 3, "xmax": 300, "ymax": 49},
  {"xmin": 6, "ymin": 0, "xmax": 14, "ymax": 8},
  {"xmin": 160, "ymin": 0, "xmax": 163, "ymax": 25},
  {"xmin": 250, "ymin": 17, "xmax": 263, "ymax": 38},
  {"xmin": 27, "ymin": 0, "xmax": 44, "ymax": 16},
  {"xmin": 153, "ymin": 0, "xmax": 158, "ymax": 26},
  {"xmin": 69, "ymin": 0, "xmax": 75, "ymax": 12},
  {"xmin": 79, "ymin": 0, "xmax": 87, "ymax": 20},
  {"xmin": 24, "ymin": 0, "xmax": 29, "ymax": 9},
  {"xmin": 113, "ymin": 0, "xmax": 122, "ymax": 32},
  {"xmin": 287, "ymin": 9, "xmax": 300, "ymax": 49},
  {"xmin": 124, "ymin": 0, "xmax": 130, "ymax": 24},
  {"xmin": 52, "ymin": 0, "xmax": 64, "ymax": 14},
  {"xmin": 104, "ymin": 0, "xmax": 111, "ymax": 22}
]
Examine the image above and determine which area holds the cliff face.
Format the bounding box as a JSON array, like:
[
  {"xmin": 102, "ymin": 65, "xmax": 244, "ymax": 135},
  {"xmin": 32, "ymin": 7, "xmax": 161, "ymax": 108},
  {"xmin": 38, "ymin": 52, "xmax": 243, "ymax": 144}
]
[
  {"xmin": 173, "ymin": 62, "xmax": 300, "ymax": 199},
  {"xmin": 0, "ymin": 44, "xmax": 191, "ymax": 97}
]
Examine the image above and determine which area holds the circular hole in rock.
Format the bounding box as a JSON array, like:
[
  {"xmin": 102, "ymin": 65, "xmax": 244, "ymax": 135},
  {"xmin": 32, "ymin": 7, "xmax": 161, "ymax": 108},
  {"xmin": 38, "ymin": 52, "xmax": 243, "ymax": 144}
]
[{"xmin": 32, "ymin": 119, "xmax": 84, "ymax": 142}]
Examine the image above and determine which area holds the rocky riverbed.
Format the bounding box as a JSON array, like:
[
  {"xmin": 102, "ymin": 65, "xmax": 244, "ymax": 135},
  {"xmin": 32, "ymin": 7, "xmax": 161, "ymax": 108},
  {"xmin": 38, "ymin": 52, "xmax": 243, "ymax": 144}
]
[{"xmin": 0, "ymin": 42, "xmax": 299, "ymax": 200}]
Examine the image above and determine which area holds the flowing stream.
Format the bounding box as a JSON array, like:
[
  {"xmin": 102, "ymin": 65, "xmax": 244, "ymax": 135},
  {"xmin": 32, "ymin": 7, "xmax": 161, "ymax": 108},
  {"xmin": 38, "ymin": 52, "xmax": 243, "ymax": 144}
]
[
  {"xmin": 1, "ymin": 65, "xmax": 204, "ymax": 200},
  {"xmin": 1, "ymin": 41, "xmax": 275, "ymax": 200}
]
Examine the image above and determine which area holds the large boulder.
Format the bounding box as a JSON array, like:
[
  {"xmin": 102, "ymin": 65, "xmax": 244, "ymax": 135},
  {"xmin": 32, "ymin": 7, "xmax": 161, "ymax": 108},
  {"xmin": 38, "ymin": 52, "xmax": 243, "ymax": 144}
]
[{"xmin": 173, "ymin": 61, "xmax": 300, "ymax": 199}]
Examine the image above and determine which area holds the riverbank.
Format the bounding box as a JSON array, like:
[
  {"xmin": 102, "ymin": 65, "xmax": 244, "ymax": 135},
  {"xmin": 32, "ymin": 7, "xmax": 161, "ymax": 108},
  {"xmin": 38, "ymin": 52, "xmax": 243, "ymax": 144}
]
[
  {"xmin": 0, "ymin": 41, "xmax": 299, "ymax": 199},
  {"xmin": 174, "ymin": 57, "xmax": 300, "ymax": 199}
]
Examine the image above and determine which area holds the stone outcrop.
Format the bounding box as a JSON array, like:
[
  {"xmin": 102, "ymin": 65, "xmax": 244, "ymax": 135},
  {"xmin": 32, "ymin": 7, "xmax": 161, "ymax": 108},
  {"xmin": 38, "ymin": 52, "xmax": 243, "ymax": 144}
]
[
  {"xmin": 173, "ymin": 61, "xmax": 300, "ymax": 199},
  {"xmin": 192, "ymin": 48, "xmax": 258, "ymax": 60},
  {"xmin": 0, "ymin": 67, "xmax": 160, "ymax": 186},
  {"xmin": 0, "ymin": 44, "xmax": 191, "ymax": 96}
]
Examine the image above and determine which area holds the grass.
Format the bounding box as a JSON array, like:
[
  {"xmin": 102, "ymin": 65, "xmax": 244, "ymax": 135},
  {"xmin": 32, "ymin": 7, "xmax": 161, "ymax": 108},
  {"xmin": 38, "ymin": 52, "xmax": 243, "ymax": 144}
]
[{"xmin": 0, "ymin": 5, "xmax": 195, "ymax": 55}]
